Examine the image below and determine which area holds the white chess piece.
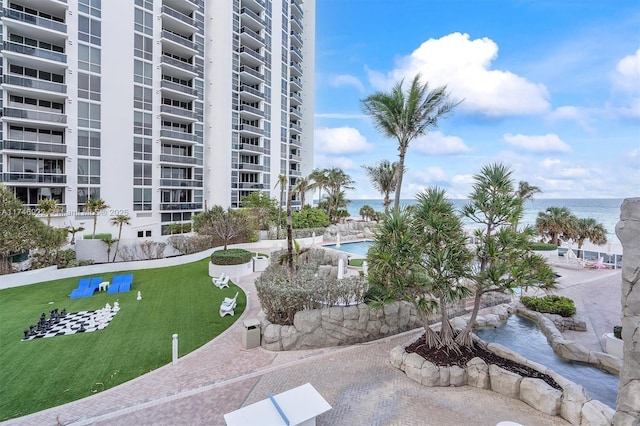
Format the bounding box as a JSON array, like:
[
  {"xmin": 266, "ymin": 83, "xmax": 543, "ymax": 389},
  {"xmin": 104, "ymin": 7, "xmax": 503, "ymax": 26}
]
[
  {"xmin": 105, "ymin": 302, "xmax": 111, "ymax": 311},
  {"xmin": 113, "ymin": 301, "xmax": 120, "ymax": 312},
  {"xmin": 137, "ymin": 291, "xmax": 142, "ymax": 301}
]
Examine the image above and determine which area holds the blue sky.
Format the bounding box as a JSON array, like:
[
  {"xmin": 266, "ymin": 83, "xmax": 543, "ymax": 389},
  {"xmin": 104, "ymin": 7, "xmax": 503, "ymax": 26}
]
[{"xmin": 312, "ymin": 0, "xmax": 640, "ymax": 200}]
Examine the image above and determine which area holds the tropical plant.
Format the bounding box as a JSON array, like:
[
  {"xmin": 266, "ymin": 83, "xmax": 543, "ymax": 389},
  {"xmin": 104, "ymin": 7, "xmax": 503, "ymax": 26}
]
[
  {"xmin": 109, "ymin": 214, "xmax": 131, "ymax": 262},
  {"xmin": 362, "ymin": 160, "xmax": 401, "ymax": 213},
  {"xmin": 456, "ymin": 164, "xmax": 557, "ymax": 347},
  {"xmin": 361, "ymin": 73, "xmax": 459, "ymax": 210},
  {"xmin": 241, "ymin": 191, "xmax": 278, "ymax": 230},
  {"xmin": 367, "ymin": 189, "xmax": 472, "ymax": 352},
  {"xmin": 510, "ymin": 181, "xmax": 542, "ymax": 230},
  {"xmin": 102, "ymin": 237, "xmax": 118, "ymax": 263},
  {"xmin": 38, "ymin": 199, "xmax": 59, "ymax": 226},
  {"xmin": 66, "ymin": 224, "xmax": 85, "ymax": 245},
  {"xmin": 359, "ymin": 205, "xmax": 376, "ymax": 221},
  {"xmin": 573, "ymin": 218, "xmax": 607, "ymax": 249},
  {"xmin": 274, "ymin": 174, "xmax": 288, "ymax": 238},
  {"xmin": 308, "ymin": 168, "xmax": 329, "ymax": 207},
  {"xmin": 535, "ymin": 207, "xmax": 578, "ymax": 246},
  {"xmin": 293, "ymin": 177, "xmax": 311, "ymax": 208},
  {"xmin": 278, "ymin": 239, "xmax": 311, "ymax": 270},
  {"xmin": 292, "ymin": 207, "xmax": 330, "ymax": 229},
  {"xmin": 85, "ymin": 198, "xmax": 109, "ymax": 238}
]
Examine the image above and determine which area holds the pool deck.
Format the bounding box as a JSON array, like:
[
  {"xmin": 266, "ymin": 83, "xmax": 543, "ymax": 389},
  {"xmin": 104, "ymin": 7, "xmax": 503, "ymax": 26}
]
[{"xmin": 4, "ymin": 251, "xmax": 622, "ymax": 426}]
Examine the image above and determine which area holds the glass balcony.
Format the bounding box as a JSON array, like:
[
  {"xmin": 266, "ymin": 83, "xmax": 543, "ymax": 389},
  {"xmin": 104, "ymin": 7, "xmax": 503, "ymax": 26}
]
[
  {"xmin": 161, "ymin": 6, "xmax": 196, "ymax": 28},
  {"xmin": 239, "ymin": 85, "xmax": 265, "ymax": 99},
  {"xmin": 290, "ymin": 92, "xmax": 303, "ymax": 104},
  {"xmin": 239, "ymin": 65, "xmax": 265, "ymax": 81},
  {"xmin": 238, "ymin": 182, "xmax": 265, "ymax": 189},
  {"xmin": 2, "ymin": 8, "xmax": 67, "ymax": 33},
  {"xmin": 159, "ymin": 178, "xmax": 203, "ymax": 187},
  {"xmin": 160, "ymin": 79, "xmax": 197, "ymax": 97},
  {"xmin": 290, "ymin": 31, "xmax": 303, "ymax": 46},
  {"xmin": 290, "ymin": 61, "xmax": 303, "ymax": 75},
  {"xmin": 238, "ymin": 46, "xmax": 265, "ymax": 63},
  {"xmin": 240, "ymin": 27, "xmax": 265, "ymax": 45},
  {"xmin": 239, "ymin": 104, "xmax": 265, "ymax": 118},
  {"xmin": 3, "ymin": 172, "xmax": 66, "ymax": 183},
  {"xmin": 160, "ymin": 104, "xmax": 196, "ymax": 120},
  {"xmin": 238, "ymin": 143, "xmax": 265, "ymax": 154},
  {"xmin": 3, "ymin": 74, "xmax": 66, "ymax": 93},
  {"xmin": 291, "ymin": 15, "xmax": 303, "ymax": 32},
  {"xmin": 3, "ymin": 107, "xmax": 66, "ymax": 124},
  {"xmin": 160, "ymin": 154, "xmax": 198, "ymax": 165},
  {"xmin": 289, "ymin": 153, "xmax": 302, "ymax": 161},
  {"xmin": 161, "ymin": 30, "xmax": 196, "ymax": 51},
  {"xmin": 3, "ymin": 140, "xmax": 67, "ymax": 154},
  {"xmin": 240, "ymin": 7, "xmax": 265, "ymax": 27},
  {"xmin": 237, "ymin": 163, "xmax": 265, "ymax": 172},
  {"xmin": 290, "ymin": 123, "xmax": 302, "ymax": 133},
  {"xmin": 3, "ymin": 41, "xmax": 66, "ymax": 63},
  {"xmin": 161, "ymin": 55, "xmax": 197, "ymax": 74},
  {"xmin": 291, "ymin": 0, "xmax": 304, "ymax": 17},
  {"xmin": 160, "ymin": 202, "xmax": 202, "ymax": 211},
  {"xmin": 289, "ymin": 107, "xmax": 302, "ymax": 119},
  {"xmin": 160, "ymin": 129, "xmax": 198, "ymax": 142}
]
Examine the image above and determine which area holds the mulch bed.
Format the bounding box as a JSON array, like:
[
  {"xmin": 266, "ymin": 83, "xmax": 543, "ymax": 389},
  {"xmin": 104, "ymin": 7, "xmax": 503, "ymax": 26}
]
[{"xmin": 406, "ymin": 334, "xmax": 561, "ymax": 390}]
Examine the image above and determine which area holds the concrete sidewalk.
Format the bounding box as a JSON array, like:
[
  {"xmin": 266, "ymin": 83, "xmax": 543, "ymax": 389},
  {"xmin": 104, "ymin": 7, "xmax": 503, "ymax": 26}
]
[{"xmin": 5, "ymin": 261, "xmax": 620, "ymax": 425}]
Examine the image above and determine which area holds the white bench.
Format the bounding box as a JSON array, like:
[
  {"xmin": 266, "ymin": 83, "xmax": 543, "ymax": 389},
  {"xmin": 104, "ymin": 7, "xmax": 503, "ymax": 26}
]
[{"xmin": 224, "ymin": 383, "xmax": 331, "ymax": 426}]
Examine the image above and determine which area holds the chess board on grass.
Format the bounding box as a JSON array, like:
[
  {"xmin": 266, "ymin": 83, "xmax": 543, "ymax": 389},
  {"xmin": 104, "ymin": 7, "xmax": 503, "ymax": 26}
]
[{"xmin": 22, "ymin": 308, "xmax": 118, "ymax": 341}]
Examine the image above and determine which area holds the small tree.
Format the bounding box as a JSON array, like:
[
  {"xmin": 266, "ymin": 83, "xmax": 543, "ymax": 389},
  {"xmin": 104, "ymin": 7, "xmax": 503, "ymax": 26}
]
[
  {"xmin": 359, "ymin": 205, "xmax": 376, "ymax": 221},
  {"xmin": 193, "ymin": 206, "xmax": 251, "ymax": 250},
  {"xmin": 573, "ymin": 217, "xmax": 607, "ymax": 249},
  {"xmin": 362, "ymin": 160, "xmax": 401, "ymax": 214},
  {"xmin": 66, "ymin": 224, "xmax": 85, "ymax": 245},
  {"xmin": 274, "ymin": 174, "xmax": 288, "ymax": 238},
  {"xmin": 102, "ymin": 237, "xmax": 118, "ymax": 263},
  {"xmin": 456, "ymin": 164, "xmax": 557, "ymax": 347},
  {"xmin": 535, "ymin": 207, "xmax": 578, "ymax": 246},
  {"xmin": 85, "ymin": 198, "xmax": 109, "ymax": 238},
  {"xmin": 241, "ymin": 191, "xmax": 278, "ymax": 230},
  {"xmin": 109, "ymin": 214, "xmax": 131, "ymax": 262},
  {"xmin": 38, "ymin": 199, "xmax": 59, "ymax": 226}
]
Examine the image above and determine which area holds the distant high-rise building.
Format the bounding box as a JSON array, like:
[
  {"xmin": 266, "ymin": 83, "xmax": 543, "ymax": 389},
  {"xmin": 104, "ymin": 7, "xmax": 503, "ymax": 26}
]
[{"xmin": 0, "ymin": 0, "xmax": 315, "ymax": 238}]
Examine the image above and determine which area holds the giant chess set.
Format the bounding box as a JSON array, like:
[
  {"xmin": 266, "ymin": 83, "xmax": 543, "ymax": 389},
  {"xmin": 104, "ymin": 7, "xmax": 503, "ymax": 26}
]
[{"xmin": 22, "ymin": 302, "xmax": 120, "ymax": 341}]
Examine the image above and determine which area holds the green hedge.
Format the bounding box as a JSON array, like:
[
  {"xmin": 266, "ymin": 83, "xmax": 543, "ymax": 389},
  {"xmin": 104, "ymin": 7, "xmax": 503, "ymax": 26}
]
[
  {"xmin": 521, "ymin": 295, "xmax": 576, "ymax": 317},
  {"xmin": 531, "ymin": 242, "xmax": 558, "ymax": 251},
  {"xmin": 83, "ymin": 233, "xmax": 112, "ymax": 241},
  {"xmin": 210, "ymin": 248, "xmax": 253, "ymax": 265}
]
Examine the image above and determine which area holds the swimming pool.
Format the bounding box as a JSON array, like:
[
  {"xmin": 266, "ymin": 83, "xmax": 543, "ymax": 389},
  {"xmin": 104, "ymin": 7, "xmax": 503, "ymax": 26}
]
[{"xmin": 323, "ymin": 241, "xmax": 373, "ymax": 256}]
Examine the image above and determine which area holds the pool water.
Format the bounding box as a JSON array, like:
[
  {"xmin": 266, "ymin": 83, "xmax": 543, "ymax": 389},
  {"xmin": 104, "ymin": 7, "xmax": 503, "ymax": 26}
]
[
  {"xmin": 474, "ymin": 315, "xmax": 619, "ymax": 408},
  {"xmin": 324, "ymin": 241, "xmax": 373, "ymax": 256}
]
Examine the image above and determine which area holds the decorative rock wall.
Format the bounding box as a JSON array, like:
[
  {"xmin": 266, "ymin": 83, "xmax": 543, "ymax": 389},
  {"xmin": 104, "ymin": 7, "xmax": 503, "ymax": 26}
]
[
  {"xmin": 258, "ymin": 301, "xmax": 421, "ymax": 351},
  {"xmin": 323, "ymin": 221, "xmax": 377, "ymax": 242},
  {"xmin": 390, "ymin": 339, "xmax": 615, "ymax": 425},
  {"xmin": 614, "ymin": 197, "xmax": 640, "ymax": 425}
]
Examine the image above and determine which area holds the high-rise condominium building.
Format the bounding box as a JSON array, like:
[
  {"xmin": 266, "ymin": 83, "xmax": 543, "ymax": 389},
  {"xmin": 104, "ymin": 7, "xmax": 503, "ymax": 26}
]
[{"xmin": 0, "ymin": 0, "xmax": 315, "ymax": 238}]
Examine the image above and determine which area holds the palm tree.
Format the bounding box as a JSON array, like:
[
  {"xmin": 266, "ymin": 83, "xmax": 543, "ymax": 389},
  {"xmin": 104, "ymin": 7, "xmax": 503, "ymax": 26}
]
[
  {"xmin": 325, "ymin": 168, "xmax": 354, "ymax": 220},
  {"xmin": 574, "ymin": 218, "xmax": 607, "ymax": 249},
  {"xmin": 293, "ymin": 177, "xmax": 310, "ymax": 208},
  {"xmin": 308, "ymin": 168, "xmax": 328, "ymax": 207},
  {"xmin": 535, "ymin": 207, "xmax": 578, "ymax": 246},
  {"xmin": 511, "ymin": 181, "xmax": 542, "ymax": 230},
  {"xmin": 85, "ymin": 198, "xmax": 109, "ymax": 238},
  {"xmin": 361, "ymin": 73, "xmax": 460, "ymax": 211},
  {"xmin": 274, "ymin": 174, "xmax": 288, "ymax": 239},
  {"xmin": 362, "ymin": 160, "xmax": 401, "ymax": 213},
  {"xmin": 359, "ymin": 205, "xmax": 376, "ymax": 221},
  {"xmin": 38, "ymin": 199, "xmax": 59, "ymax": 226},
  {"xmin": 109, "ymin": 214, "xmax": 131, "ymax": 262},
  {"xmin": 102, "ymin": 237, "xmax": 118, "ymax": 263}
]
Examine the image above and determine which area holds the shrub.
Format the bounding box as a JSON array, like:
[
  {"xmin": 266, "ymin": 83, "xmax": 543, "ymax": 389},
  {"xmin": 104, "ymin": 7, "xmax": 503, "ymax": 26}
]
[
  {"xmin": 292, "ymin": 208, "xmax": 330, "ymax": 229},
  {"xmin": 521, "ymin": 294, "xmax": 576, "ymax": 317},
  {"xmin": 613, "ymin": 325, "xmax": 622, "ymax": 339},
  {"xmin": 83, "ymin": 233, "xmax": 112, "ymax": 241},
  {"xmin": 168, "ymin": 235, "xmax": 215, "ymax": 255},
  {"xmin": 210, "ymin": 248, "xmax": 253, "ymax": 265},
  {"xmin": 531, "ymin": 242, "xmax": 559, "ymax": 251}
]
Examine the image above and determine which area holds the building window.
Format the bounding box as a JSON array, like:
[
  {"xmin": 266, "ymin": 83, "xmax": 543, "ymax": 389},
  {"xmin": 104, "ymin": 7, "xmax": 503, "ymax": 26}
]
[
  {"xmin": 78, "ymin": 130, "xmax": 100, "ymax": 156},
  {"xmin": 79, "ymin": 0, "xmax": 101, "ymax": 18},
  {"xmin": 134, "ymin": 34, "xmax": 153, "ymax": 61},
  {"xmin": 78, "ymin": 102, "xmax": 101, "ymax": 129},
  {"xmin": 9, "ymin": 126, "xmax": 63, "ymax": 144},
  {"xmin": 133, "ymin": 188, "xmax": 152, "ymax": 211},
  {"xmin": 133, "ymin": 162, "xmax": 152, "ymax": 186},
  {"xmin": 134, "ymin": 60, "xmax": 152, "ymax": 86},
  {"xmin": 134, "ymin": 8, "xmax": 153, "ymax": 36},
  {"xmin": 133, "ymin": 137, "xmax": 152, "ymax": 161},
  {"xmin": 78, "ymin": 15, "xmax": 101, "ymax": 46},
  {"xmin": 134, "ymin": 85, "xmax": 152, "ymax": 111},
  {"xmin": 78, "ymin": 73, "xmax": 101, "ymax": 101},
  {"xmin": 77, "ymin": 187, "xmax": 100, "ymax": 211},
  {"xmin": 134, "ymin": 111, "xmax": 152, "ymax": 136},
  {"xmin": 78, "ymin": 44, "xmax": 101, "ymax": 73},
  {"xmin": 77, "ymin": 158, "xmax": 100, "ymax": 184},
  {"xmin": 135, "ymin": 0, "xmax": 153, "ymax": 11}
]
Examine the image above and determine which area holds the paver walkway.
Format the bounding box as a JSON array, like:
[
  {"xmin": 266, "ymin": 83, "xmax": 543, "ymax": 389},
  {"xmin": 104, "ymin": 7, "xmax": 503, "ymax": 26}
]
[{"xmin": 4, "ymin": 255, "xmax": 621, "ymax": 426}]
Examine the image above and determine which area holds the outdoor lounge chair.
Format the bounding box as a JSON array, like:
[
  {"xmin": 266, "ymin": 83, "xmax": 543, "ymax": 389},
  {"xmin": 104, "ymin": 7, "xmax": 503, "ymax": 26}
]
[
  {"xmin": 219, "ymin": 292, "xmax": 238, "ymax": 317},
  {"xmin": 118, "ymin": 274, "xmax": 133, "ymax": 292},
  {"xmin": 107, "ymin": 276, "xmax": 121, "ymax": 294},
  {"xmin": 584, "ymin": 256, "xmax": 605, "ymax": 269},
  {"xmin": 78, "ymin": 277, "xmax": 91, "ymax": 288},
  {"xmin": 213, "ymin": 273, "xmax": 230, "ymax": 289}
]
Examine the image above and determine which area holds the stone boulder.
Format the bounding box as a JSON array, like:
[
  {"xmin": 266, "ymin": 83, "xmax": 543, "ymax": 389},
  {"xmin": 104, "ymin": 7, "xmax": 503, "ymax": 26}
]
[
  {"xmin": 489, "ymin": 364, "xmax": 522, "ymax": 398},
  {"xmin": 404, "ymin": 352, "xmax": 426, "ymax": 383},
  {"xmin": 559, "ymin": 382, "xmax": 589, "ymax": 425},
  {"xmin": 420, "ymin": 360, "xmax": 440, "ymax": 387},
  {"xmin": 449, "ymin": 365, "xmax": 467, "ymax": 387},
  {"xmin": 580, "ymin": 400, "xmax": 614, "ymax": 425},
  {"xmin": 466, "ymin": 357, "xmax": 490, "ymax": 389},
  {"xmin": 519, "ymin": 378, "xmax": 562, "ymax": 416}
]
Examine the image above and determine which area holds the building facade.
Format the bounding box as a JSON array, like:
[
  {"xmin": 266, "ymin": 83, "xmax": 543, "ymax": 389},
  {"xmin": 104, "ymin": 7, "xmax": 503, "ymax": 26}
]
[{"xmin": 0, "ymin": 0, "xmax": 315, "ymax": 238}]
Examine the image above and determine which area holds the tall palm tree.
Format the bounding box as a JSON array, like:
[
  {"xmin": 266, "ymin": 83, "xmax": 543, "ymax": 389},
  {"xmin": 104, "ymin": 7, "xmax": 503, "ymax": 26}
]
[
  {"xmin": 102, "ymin": 237, "xmax": 117, "ymax": 263},
  {"xmin": 85, "ymin": 198, "xmax": 109, "ymax": 238},
  {"xmin": 109, "ymin": 214, "xmax": 131, "ymax": 262},
  {"xmin": 574, "ymin": 218, "xmax": 607, "ymax": 249},
  {"xmin": 361, "ymin": 73, "xmax": 460, "ymax": 211},
  {"xmin": 535, "ymin": 207, "xmax": 578, "ymax": 246},
  {"xmin": 325, "ymin": 168, "xmax": 354, "ymax": 220},
  {"xmin": 308, "ymin": 168, "xmax": 328, "ymax": 207},
  {"xmin": 38, "ymin": 199, "xmax": 59, "ymax": 226},
  {"xmin": 510, "ymin": 181, "xmax": 542, "ymax": 230},
  {"xmin": 362, "ymin": 160, "xmax": 401, "ymax": 213},
  {"xmin": 293, "ymin": 177, "xmax": 310, "ymax": 208},
  {"xmin": 274, "ymin": 174, "xmax": 288, "ymax": 238}
]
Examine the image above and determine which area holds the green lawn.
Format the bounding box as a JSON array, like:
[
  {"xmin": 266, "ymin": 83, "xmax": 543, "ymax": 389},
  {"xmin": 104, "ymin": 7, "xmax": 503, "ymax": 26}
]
[{"xmin": 0, "ymin": 258, "xmax": 245, "ymax": 421}]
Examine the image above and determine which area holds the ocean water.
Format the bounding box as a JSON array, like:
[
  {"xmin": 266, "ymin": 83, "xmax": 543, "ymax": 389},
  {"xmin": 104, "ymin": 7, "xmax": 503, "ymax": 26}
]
[{"xmin": 347, "ymin": 198, "xmax": 625, "ymax": 243}]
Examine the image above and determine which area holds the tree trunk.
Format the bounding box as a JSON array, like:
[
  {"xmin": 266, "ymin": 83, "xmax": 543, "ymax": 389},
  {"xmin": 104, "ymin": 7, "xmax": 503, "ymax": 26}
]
[
  {"xmin": 92, "ymin": 214, "xmax": 98, "ymax": 238},
  {"xmin": 614, "ymin": 198, "xmax": 640, "ymax": 424},
  {"xmin": 393, "ymin": 148, "xmax": 406, "ymax": 211},
  {"xmin": 439, "ymin": 296, "xmax": 460, "ymax": 353},
  {"xmin": 112, "ymin": 225, "xmax": 123, "ymax": 262},
  {"xmin": 456, "ymin": 290, "xmax": 483, "ymax": 347},
  {"xmin": 417, "ymin": 308, "xmax": 441, "ymax": 348},
  {"xmin": 286, "ymin": 186, "xmax": 294, "ymax": 276}
]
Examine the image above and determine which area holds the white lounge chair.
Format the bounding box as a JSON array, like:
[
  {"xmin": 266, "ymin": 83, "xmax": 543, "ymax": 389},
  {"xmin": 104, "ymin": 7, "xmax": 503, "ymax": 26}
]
[
  {"xmin": 584, "ymin": 256, "xmax": 605, "ymax": 269},
  {"xmin": 219, "ymin": 292, "xmax": 238, "ymax": 317},
  {"xmin": 212, "ymin": 273, "xmax": 230, "ymax": 289}
]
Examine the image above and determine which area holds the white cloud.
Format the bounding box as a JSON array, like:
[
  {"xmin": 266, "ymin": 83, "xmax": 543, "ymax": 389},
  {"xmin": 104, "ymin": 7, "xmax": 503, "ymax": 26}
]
[
  {"xmin": 367, "ymin": 32, "xmax": 550, "ymax": 117},
  {"xmin": 329, "ymin": 74, "xmax": 365, "ymax": 92},
  {"xmin": 315, "ymin": 113, "xmax": 367, "ymax": 119},
  {"xmin": 314, "ymin": 127, "xmax": 372, "ymax": 154},
  {"xmin": 548, "ymin": 106, "xmax": 594, "ymax": 131},
  {"xmin": 503, "ymin": 133, "xmax": 572, "ymax": 153},
  {"xmin": 611, "ymin": 48, "xmax": 640, "ymax": 118},
  {"xmin": 313, "ymin": 154, "xmax": 357, "ymax": 171},
  {"xmin": 411, "ymin": 131, "xmax": 471, "ymax": 155}
]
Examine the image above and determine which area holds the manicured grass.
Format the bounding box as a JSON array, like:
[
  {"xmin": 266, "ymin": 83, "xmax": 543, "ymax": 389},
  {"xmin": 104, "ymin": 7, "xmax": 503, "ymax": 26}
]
[
  {"xmin": 0, "ymin": 258, "xmax": 245, "ymax": 421},
  {"xmin": 348, "ymin": 258, "xmax": 364, "ymax": 267}
]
